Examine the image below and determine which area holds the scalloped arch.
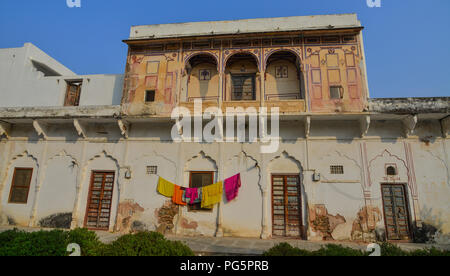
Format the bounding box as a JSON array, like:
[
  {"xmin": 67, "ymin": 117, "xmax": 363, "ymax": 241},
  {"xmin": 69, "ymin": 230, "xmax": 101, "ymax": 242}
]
[
  {"xmin": 264, "ymin": 49, "xmax": 302, "ymax": 71},
  {"xmin": 184, "ymin": 150, "xmax": 218, "ymax": 171}
]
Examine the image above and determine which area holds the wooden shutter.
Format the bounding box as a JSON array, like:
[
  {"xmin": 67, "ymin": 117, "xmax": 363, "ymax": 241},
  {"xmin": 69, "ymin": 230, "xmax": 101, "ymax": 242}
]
[
  {"xmin": 84, "ymin": 171, "xmax": 115, "ymax": 230},
  {"xmin": 189, "ymin": 171, "xmax": 214, "ymax": 211},
  {"xmin": 272, "ymin": 175, "xmax": 302, "ymax": 238},
  {"xmin": 231, "ymin": 74, "xmax": 255, "ymax": 100},
  {"xmin": 64, "ymin": 81, "xmax": 82, "ymax": 106},
  {"xmin": 8, "ymin": 168, "xmax": 33, "ymax": 204},
  {"xmin": 381, "ymin": 184, "xmax": 411, "ymax": 240}
]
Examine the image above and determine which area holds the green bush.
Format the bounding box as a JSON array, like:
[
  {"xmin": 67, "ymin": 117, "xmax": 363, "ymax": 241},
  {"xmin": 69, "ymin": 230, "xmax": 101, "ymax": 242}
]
[
  {"xmin": 379, "ymin": 242, "xmax": 450, "ymax": 256},
  {"xmin": 314, "ymin": 244, "xmax": 367, "ymax": 256},
  {"xmin": 263, "ymin": 242, "xmax": 368, "ymax": 256},
  {"xmin": 0, "ymin": 228, "xmax": 68, "ymax": 256},
  {"xmin": 263, "ymin": 243, "xmax": 312, "ymax": 256},
  {"xmin": 264, "ymin": 242, "xmax": 450, "ymax": 256},
  {"xmin": 67, "ymin": 228, "xmax": 104, "ymax": 256},
  {"xmin": 0, "ymin": 228, "xmax": 194, "ymax": 256},
  {"xmin": 103, "ymin": 231, "xmax": 194, "ymax": 256}
]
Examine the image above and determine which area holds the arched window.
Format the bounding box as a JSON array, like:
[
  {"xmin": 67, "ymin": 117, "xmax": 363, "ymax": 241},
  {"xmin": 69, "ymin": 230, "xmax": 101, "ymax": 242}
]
[{"xmin": 386, "ymin": 166, "xmax": 397, "ymax": 176}]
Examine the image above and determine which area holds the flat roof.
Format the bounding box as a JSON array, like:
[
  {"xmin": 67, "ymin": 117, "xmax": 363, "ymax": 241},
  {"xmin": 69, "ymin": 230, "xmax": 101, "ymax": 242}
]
[{"xmin": 128, "ymin": 14, "xmax": 361, "ymax": 40}]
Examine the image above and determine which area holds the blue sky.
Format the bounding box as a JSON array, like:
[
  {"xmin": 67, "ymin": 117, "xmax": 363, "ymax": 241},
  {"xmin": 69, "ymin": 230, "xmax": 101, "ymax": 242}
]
[{"xmin": 0, "ymin": 0, "xmax": 449, "ymax": 98}]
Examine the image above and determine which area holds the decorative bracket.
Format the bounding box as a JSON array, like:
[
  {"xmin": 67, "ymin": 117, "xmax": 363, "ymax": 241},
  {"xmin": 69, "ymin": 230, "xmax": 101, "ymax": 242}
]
[
  {"xmin": 73, "ymin": 119, "xmax": 87, "ymax": 139},
  {"xmin": 403, "ymin": 115, "xmax": 417, "ymax": 138},
  {"xmin": 33, "ymin": 120, "xmax": 48, "ymax": 140},
  {"xmin": 359, "ymin": 115, "xmax": 371, "ymax": 138},
  {"xmin": 0, "ymin": 121, "xmax": 11, "ymax": 138},
  {"xmin": 304, "ymin": 116, "xmax": 311, "ymax": 138},
  {"xmin": 118, "ymin": 119, "xmax": 130, "ymax": 139},
  {"xmin": 441, "ymin": 116, "xmax": 450, "ymax": 138}
]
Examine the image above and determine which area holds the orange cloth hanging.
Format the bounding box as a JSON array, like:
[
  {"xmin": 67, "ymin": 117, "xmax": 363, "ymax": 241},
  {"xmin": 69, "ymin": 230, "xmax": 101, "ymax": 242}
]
[{"xmin": 172, "ymin": 185, "xmax": 187, "ymax": 206}]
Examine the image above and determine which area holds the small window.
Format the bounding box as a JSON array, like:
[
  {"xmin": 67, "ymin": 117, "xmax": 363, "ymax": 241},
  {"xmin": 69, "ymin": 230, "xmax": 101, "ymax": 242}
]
[
  {"xmin": 231, "ymin": 74, "xmax": 256, "ymax": 101},
  {"xmin": 329, "ymin": 86, "xmax": 343, "ymax": 100},
  {"xmin": 189, "ymin": 171, "xmax": 214, "ymax": 211},
  {"xmin": 146, "ymin": 166, "xmax": 158, "ymax": 175},
  {"xmin": 8, "ymin": 168, "xmax": 33, "ymax": 204},
  {"xmin": 330, "ymin": 165, "xmax": 344, "ymax": 175},
  {"xmin": 64, "ymin": 80, "xmax": 82, "ymax": 106},
  {"xmin": 386, "ymin": 166, "xmax": 397, "ymax": 176},
  {"xmin": 275, "ymin": 66, "xmax": 288, "ymax": 79},
  {"xmin": 199, "ymin": 69, "xmax": 211, "ymax": 81},
  {"xmin": 145, "ymin": 90, "xmax": 155, "ymax": 102}
]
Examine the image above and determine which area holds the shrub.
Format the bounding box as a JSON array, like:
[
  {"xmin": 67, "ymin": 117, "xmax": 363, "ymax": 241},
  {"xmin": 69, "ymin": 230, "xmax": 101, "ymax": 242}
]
[
  {"xmin": 67, "ymin": 228, "xmax": 104, "ymax": 256},
  {"xmin": 313, "ymin": 244, "xmax": 367, "ymax": 256},
  {"xmin": 264, "ymin": 242, "xmax": 450, "ymax": 256},
  {"xmin": 263, "ymin": 242, "xmax": 367, "ymax": 256},
  {"xmin": 0, "ymin": 228, "xmax": 68, "ymax": 256},
  {"xmin": 379, "ymin": 242, "xmax": 450, "ymax": 256},
  {"xmin": 0, "ymin": 229, "xmax": 194, "ymax": 256},
  {"xmin": 378, "ymin": 242, "xmax": 409, "ymax": 256},
  {"xmin": 263, "ymin": 243, "xmax": 312, "ymax": 256},
  {"xmin": 103, "ymin": 231, "xmax": 194, "ymax": 256}
]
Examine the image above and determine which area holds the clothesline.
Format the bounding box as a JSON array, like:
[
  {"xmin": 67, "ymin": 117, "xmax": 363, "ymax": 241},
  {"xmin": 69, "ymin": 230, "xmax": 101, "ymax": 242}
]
[{"xmin": 156, "ymin": 172, "xmax": 242, "ymax": 209}]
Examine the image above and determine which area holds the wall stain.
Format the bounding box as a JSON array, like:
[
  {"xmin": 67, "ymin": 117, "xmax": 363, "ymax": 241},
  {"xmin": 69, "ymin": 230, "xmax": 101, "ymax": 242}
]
[
  {"xmin": 115, "ymin": 199, "xmax": 145, "ymax": 233},
  {"xmin": 180, "ymin": 217, "xmax": 198, "ymax": 230}
]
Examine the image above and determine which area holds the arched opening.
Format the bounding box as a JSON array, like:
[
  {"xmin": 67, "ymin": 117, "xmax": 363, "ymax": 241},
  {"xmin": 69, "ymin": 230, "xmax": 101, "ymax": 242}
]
[
  {"xmin": 265, "ymin": 51, "xmax": 303, "ymax": 100},
  {"xmin": 225, "ymin": 53, "xmax": 260, "ymax": 101},
  {"xmin": 184, "ymin": 54, "xmax": 219, "ymax": 102}
]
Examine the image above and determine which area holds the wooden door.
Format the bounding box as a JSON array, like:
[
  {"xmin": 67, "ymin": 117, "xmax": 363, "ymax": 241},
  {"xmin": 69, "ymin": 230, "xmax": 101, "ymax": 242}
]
[
  {"xmin": 272, "ymin": 175, "xmax": 302, "ymax": 238},
  {"xmin": 381, "ymin": 184, "xmax": 411, "ymax": 240},
  {"xmin": 84, "ymin": 171, "xmax": 115, "ymax": 230}
]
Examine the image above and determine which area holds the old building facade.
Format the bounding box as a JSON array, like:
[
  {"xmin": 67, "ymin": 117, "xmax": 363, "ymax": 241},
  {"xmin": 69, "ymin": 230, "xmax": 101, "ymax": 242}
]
[{"xmin": 0, "ymin": 14, "xmax": 449, "ymax": 243}]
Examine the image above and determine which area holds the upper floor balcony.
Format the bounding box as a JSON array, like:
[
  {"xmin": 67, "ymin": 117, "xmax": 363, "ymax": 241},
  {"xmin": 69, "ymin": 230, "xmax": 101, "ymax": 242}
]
[{"xmin": 121, "ymin": 14, "xmax": 369, "ymax": 117}]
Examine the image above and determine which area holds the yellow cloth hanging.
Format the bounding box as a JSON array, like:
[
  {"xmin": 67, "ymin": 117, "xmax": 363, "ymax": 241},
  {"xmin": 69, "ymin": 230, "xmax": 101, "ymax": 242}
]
[
  {"xmin": 201, "ymin": 181, "xmax": 223, "ymax": 209},
  {"xmin": 157, "ymin": 177, "xmax": 175, "ymax": 197}
]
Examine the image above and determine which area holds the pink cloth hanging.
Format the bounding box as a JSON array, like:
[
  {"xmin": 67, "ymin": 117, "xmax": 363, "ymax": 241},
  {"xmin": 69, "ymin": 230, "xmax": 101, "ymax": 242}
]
[
  {"xmin": 224, "ymin": 173, "xmax": 241, "ymax": 202},
  {"xmin": 184, "ymin": 187, "xmax": 199, "ymax": 205}
]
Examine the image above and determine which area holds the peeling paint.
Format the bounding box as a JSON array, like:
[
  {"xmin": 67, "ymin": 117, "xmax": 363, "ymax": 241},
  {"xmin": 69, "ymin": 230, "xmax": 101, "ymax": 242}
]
[
  {"xmin": 351, "ymin": 206, "xmax": 382, "ymax": 242},
  {"xmin": 308, "ymin": 204, "xmax": 346, "ymax": 241},
  {"xmin": 155, "ymin": 200, "xmax": 179, "ymax": 234},
  {"xmin": 115, "ymin": 199, "xmax": 145, "ymax": 233}
]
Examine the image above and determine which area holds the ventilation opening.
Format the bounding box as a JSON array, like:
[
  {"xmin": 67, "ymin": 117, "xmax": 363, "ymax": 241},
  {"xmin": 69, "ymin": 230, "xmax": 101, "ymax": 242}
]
[{"xmin": 330, "ymin": 165, "xmax": 344, "ymax": 175}]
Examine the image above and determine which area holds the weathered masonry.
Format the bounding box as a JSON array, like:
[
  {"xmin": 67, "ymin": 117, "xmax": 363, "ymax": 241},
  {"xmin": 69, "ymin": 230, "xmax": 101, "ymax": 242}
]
[{"xmin": 0, "ymin": 14, "xmax": 449, "ymax": 244}]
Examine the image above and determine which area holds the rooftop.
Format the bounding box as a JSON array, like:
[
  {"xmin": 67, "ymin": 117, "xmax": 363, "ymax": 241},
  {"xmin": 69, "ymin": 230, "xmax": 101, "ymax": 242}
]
[{"xmin": 128, "ymin": 14, "xmax": 362, "ymax": 40}]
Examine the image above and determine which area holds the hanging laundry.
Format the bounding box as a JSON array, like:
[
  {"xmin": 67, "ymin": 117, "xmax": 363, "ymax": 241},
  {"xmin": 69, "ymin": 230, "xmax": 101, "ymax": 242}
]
[
  {"xmin": 157, "ymin": 177, "xmax": 175, "ymax": 197},
  {"xmin": 184, "ymin": 187, "xmax": 199, "ymax": 205},
  {"xmin": 172, "ymin": 185, "xmax": 187, "ymax": 206},
  {"xmin": 201, "ymin": 181, "xmax": 223, "ymax": 209},
  {"xmin": 224, "ymin": 173, "xmax": 241, "ymax": 202}
]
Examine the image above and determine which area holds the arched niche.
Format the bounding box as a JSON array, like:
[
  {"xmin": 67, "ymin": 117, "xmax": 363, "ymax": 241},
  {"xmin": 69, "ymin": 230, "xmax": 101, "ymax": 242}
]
[
  {"xmin": 224, "ymin": 53, "xmax": 261, "ymax": 101},
  {"xmin": 265, "ymin": 50, "xmax": 303, "ymax": 100},
  {"xmin": 75, "ymin": 151, "xmax": 121, "ymax": 232},
  {"xmin": 183, "ymin": 53, "xmax": 220, "ymax": 103},
  {"xmin": 0, "ymin": 151, "xmax": 39, "ymax": 226},
  {"xmin": 35, "ymin": 151, "xmax": 78, "ymax": 228}
]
